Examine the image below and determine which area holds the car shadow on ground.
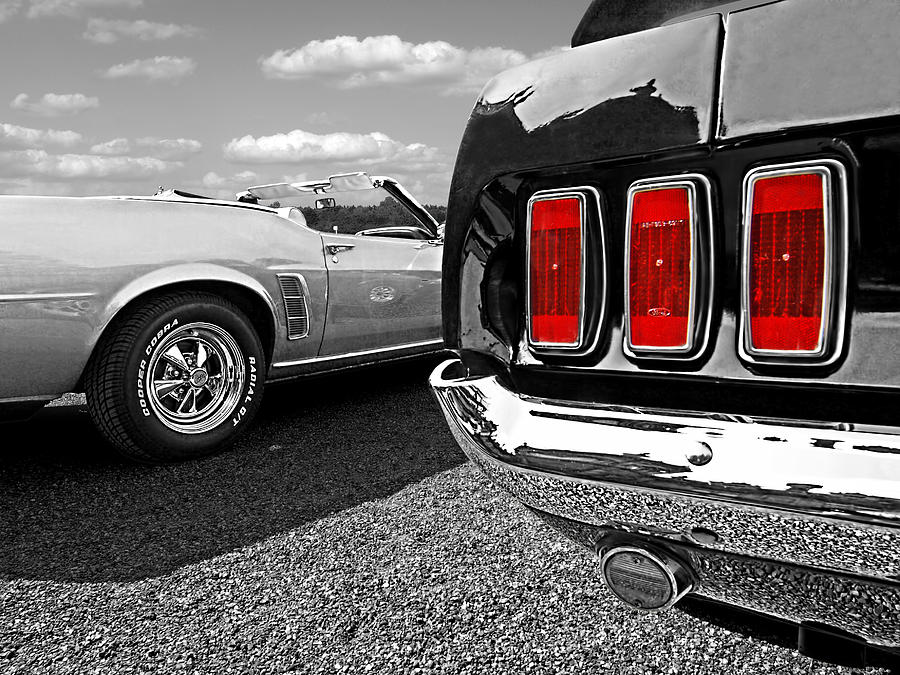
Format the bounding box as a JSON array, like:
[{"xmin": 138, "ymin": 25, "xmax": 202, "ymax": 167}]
[{"xmin": 0, "ymin": 355, "xmax": 466, "ymax": 583}]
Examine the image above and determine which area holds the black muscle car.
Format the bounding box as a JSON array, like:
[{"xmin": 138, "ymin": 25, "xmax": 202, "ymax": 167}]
[{"xmin": 431, "ymin": 0, "xmax": 900, "ymax": 666}]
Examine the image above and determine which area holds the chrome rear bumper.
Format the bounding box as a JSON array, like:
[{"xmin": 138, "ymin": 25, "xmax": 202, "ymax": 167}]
[{"xmin": 430, "ymin": 358, "xmax": 900, "ymax": 649}]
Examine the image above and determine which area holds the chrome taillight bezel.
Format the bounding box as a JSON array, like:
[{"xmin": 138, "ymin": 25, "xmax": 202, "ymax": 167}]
[
  {"xmin": 623, "ymin": 174, "xmax": 714, "ymax": 360},
  {"xmin": 738, "ymin": 159, "xmax": 849, "ymax": 365},
  {"xmin": 525, "ymin": 186, "xmax": 604, "ymax": 353}
]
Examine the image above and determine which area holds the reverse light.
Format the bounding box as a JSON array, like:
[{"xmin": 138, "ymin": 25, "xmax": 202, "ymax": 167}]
[
  {"xmin": 740, "ymin": 161, "xmax": 846, "ymax": 361},
  {"xmin": 527, "ymin": 192, "xmax": 585, "ymax": 348},
  {"xmin": 625, "ymin": 179, "xmax": 704, "ymax": 355}
]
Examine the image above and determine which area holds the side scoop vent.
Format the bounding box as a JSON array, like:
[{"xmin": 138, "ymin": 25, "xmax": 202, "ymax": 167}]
[{"xmin": 277, "ymin": 274, "xmax": 310, "ymax": 340}]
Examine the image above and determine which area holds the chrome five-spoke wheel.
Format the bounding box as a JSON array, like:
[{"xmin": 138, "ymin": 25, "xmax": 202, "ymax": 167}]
[
  {"xmin": 84, "ymin": 291, "xmax": 264, "ymax": 462},
  {"xmin": 145, "ymin": 322, "xmax": 246, "ymax": 434}
]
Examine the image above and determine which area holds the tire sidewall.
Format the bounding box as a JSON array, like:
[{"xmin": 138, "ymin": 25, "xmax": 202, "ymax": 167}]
[{"xmin": 121, "ymin": 300, "xmax": 263, "ymax": 459}]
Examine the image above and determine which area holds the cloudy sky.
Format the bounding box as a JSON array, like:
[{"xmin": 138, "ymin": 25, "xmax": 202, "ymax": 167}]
[{"xmin": 0, "ymin": 0, "xmax": 588, "ymax": 204}]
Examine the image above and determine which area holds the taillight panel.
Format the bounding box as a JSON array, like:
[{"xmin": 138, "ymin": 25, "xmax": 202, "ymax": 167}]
[
  {"xmin": 519, "ymin": 158, "xmax": 849, "ymax": 372},
  {"xmin": 624, "ymin": 174, "xmax": 714, "ymax": 360},
  {"xmin": 739, "ymin": 160, "xmax": 848, "ymax": 365},
  {"xmin": 526, "ymin": 187, "xmax": 605, "ymax": 354}
]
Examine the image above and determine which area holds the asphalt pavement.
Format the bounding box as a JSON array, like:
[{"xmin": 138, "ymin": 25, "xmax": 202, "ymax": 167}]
[{"xmin": 0, "ymin": 357, "xmax": 892, "ymax": 674}]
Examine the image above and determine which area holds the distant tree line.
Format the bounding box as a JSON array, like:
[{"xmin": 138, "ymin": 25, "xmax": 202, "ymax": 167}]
[{"xmin": 300, "ymin": 197, "xmax": 446, "ymax": 234}]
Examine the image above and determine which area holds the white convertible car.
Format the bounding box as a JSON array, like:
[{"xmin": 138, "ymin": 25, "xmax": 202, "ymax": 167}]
[{"xmin": 0, "ymin": 172, "xmax": 443, "ymax": 461}]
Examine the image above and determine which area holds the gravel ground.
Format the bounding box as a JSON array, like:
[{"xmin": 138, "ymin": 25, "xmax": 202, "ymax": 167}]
[{"xmin": 0, "ymin": 358, "xmax": 893, "ymax": 674}]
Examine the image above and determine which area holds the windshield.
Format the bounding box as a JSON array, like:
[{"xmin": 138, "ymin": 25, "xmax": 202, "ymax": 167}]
[{"xmin": 259, "ymin": 186, "xmax": 427, "ymax": 235}]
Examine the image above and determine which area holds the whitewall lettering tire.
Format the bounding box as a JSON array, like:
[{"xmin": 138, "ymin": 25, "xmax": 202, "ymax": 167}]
[{"xmin": 84, "ymin": 291, "xmax": 265, "ymax": 462}]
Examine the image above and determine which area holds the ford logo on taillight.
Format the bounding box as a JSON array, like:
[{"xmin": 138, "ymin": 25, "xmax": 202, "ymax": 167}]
[{"xmin": 625, "ymin": 181, "xmax": 697, "ymax": 353}]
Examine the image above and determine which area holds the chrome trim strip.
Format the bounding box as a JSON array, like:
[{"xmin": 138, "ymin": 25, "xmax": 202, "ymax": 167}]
[
  {"xmin": 738, "ymin": 159, "xmax": 849, "ymax": 364},
  {"xmin": 623, "ymin": 174, "xmax": 713, "ymax": 359},
  {"xmin": 272, "ymin": 338, "xmax": 443, "ymax": 369},
  {"xmin": 0, "ymin": 292, "xmax": 96, "ymax": 303},
  {"xmin": 525, "ymin": 187, "xmax": 602, "ymax": 353},
  {"xmin": 0, "ymin": 395, "xmax": 57, "ymax": 404}
]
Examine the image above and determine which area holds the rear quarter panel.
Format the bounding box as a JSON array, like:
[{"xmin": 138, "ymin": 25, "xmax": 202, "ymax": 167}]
[
  {"xmin": 0, "ymin": 196, "xmax": 326, "ymax": 400},
  {"xmin": 444, "ymin": 13, "xmax": 722, "ymax": 352}
]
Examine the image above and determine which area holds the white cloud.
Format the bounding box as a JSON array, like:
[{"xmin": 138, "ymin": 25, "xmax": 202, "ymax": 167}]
[
  {"xmin": 84, "ymin": 18, "xmax": 201, "ymax": 43},
  {"xmin": 532, "ymin": 46, "xmax": 571, "ymax": 60},
  {"xmin": 26, "ymin": 0, "xmax": 140, "ymax": 18},
  {"xmin": 90, "ymin": 136, "xmax": 202, "ymax": 160},
  {"xmin": 0, "ymin": 0, "xmax": 149, "ymax": 21},
  {"xmin": 221, "ymin": 128, "xmax": 451, "ymax": 203},
  {"xmin": 0, "ymin": 176, "xmax": 177, "ymax": 196},
  {"xmin": 0, "ymin": 124, "xmax": 191, "ymax": 189},
  {"xmin": 135, "ymin": 136, "xmax": 201, "ymax": 159},
  {"xmin": 90, "ymin": 137, "xmax": 130, "ymax": 155},
  {"xmin": 183, "ymin": 170, "xmax": 260, "ymax": 201},
  {"xmin": 201, "ymin": 170, "xmax": 259, "ymax": 189},
  {"xmin": 0, "ymin": 1, "xmax": 21, "ymax": 23},
  {"xmin": 223, "ymin": 129, "xmax": 442, "ymax": 166},
  {"xmin": 0, "ymin": 122, "xmax": 83, "ymax": 148},
  {"xmin": 11, "ymin": 92, "xmax": 99, "ymax": 116},
  {"xmin": 0, "ymin": 148, "xmax": 180, "ymax": 179},
  {"xmin": 259, "ymin": 34, "xmax": 544, "ymax": 95},
  {"xmin": 102, "ymin": 56, "xmax": 195, "ymax": 81}
]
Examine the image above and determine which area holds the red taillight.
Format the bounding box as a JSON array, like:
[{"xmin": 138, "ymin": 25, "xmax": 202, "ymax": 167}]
[
  {"xmin": 528, "ymin": 195, "xmax": 583, "ymax": 347},
  {"xmin": 626, "ymin": 184, "xmax": 695, "ymax": 351},
  {"xmin": 745, "ymin": 170, "xmax": 828, "ymax": 353}
]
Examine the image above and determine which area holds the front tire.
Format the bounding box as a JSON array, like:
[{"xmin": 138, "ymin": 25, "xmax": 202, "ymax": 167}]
[{"xmin": 84, "ymin": 292, "xmax": 265, "ymax": 462}]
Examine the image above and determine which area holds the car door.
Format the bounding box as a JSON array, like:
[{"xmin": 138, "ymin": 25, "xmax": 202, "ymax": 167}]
[{"xmin": 318, "ymin": 231, "xmax": 442, "ymax": 356}]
